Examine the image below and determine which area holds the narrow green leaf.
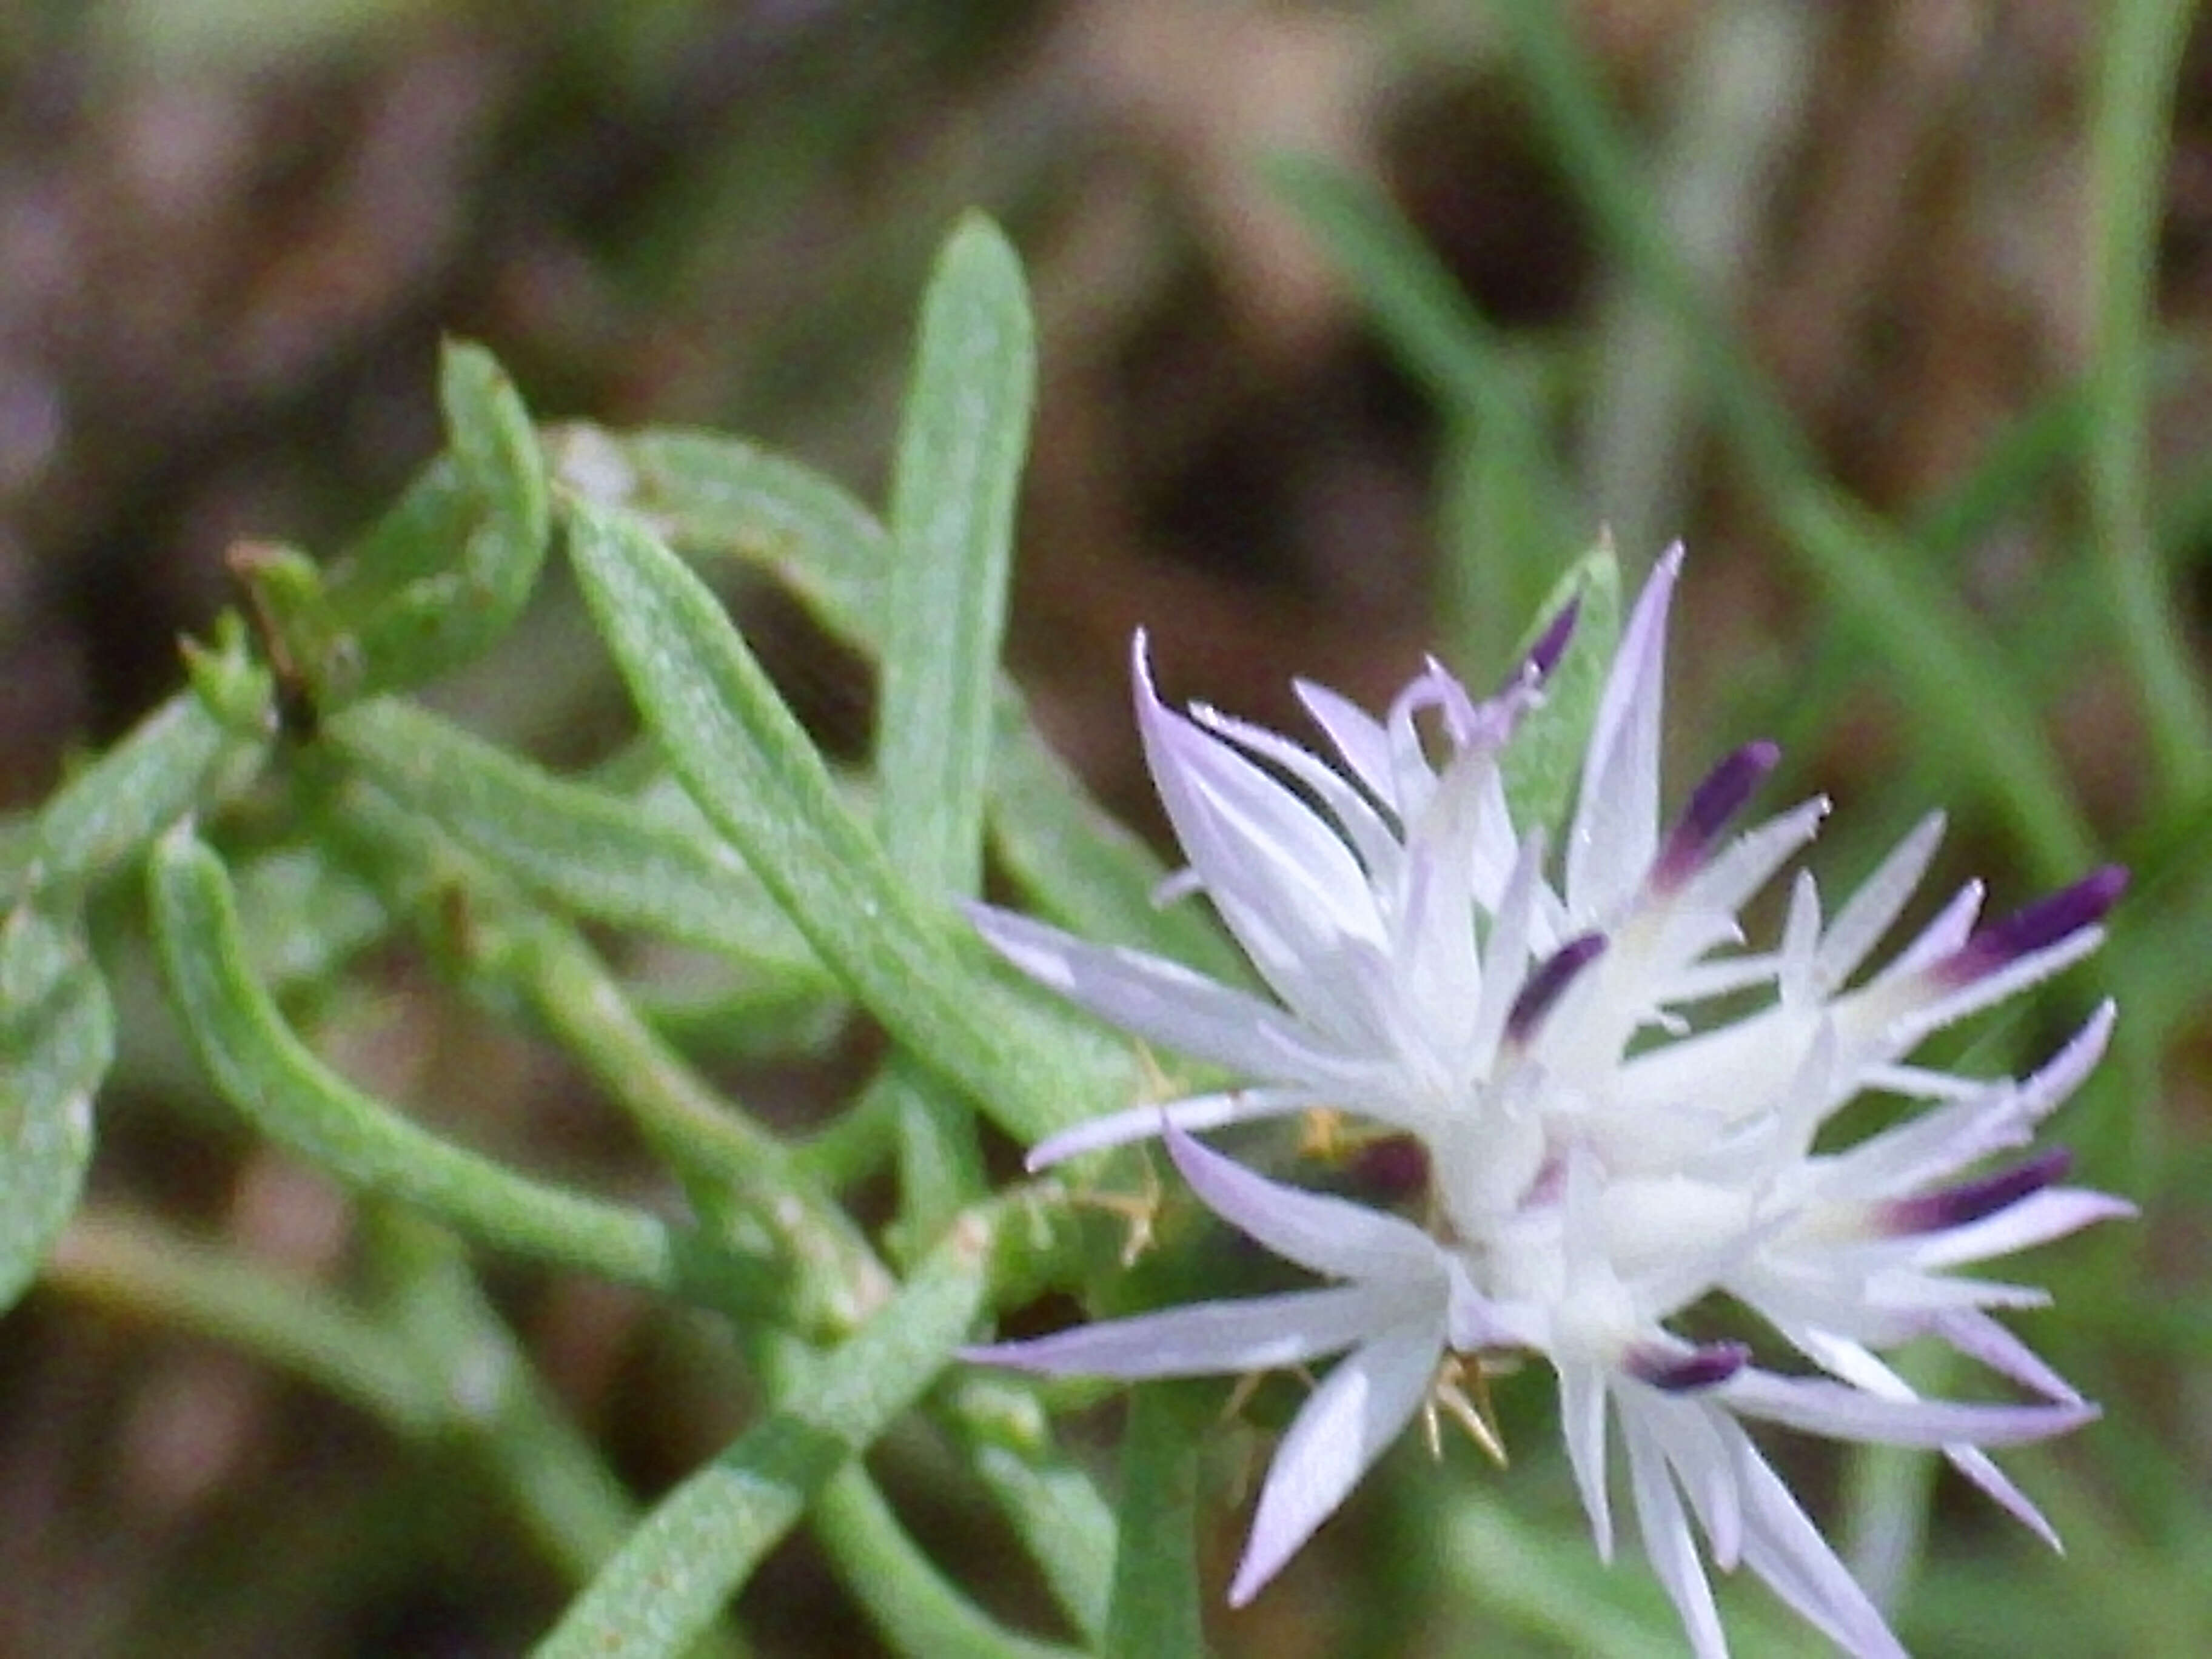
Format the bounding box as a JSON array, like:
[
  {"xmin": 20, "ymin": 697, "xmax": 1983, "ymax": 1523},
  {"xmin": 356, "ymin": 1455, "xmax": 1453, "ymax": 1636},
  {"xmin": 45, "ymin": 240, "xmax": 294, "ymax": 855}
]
[
  {"xmin": 880, "ymin": 212, "xmax": 1034, "ymax": 899},
  {"xmin": 563, "ymin": 500, "xmax": 1124, "ymax": 1146},
  {"xmin": 944, "ymin": 1373, "xmax": 1115, "ymax": 1640},
  {"xmin": 552, "ymin": 423, "xmax": 885, "ymax": 638},
  {"xmin": 0, "ymin": 903, "xmax": 109, "ymax": 1310},
  {"xmin": 332, "ymin": 698, "xmax": 831, "ymax": 985},
  {"xmin": 1102, "ymin": 1384, "xmax": 1209, "ymax": 1659},
  {"xmin": 1498, "ymin": 541, "xmax": 1622, "ymax": 836},
  {"xmin": 147, "ymin": 824, "xmax": 691, "ymax": 1295},
  {"xmin": 871, "ymin": 224, "xmax": 1036, "ymax": 1256},
  {"xmin": 17, "ymin": 686, "xmax": 266, "ymax": 903},
  {"xmin": 552, "ymin": 425, "xmax": 1246, "ymax": 980},
  {"xmin": 534, "ymin": 1208, "xmax": 1000, "ymax": 1659}
]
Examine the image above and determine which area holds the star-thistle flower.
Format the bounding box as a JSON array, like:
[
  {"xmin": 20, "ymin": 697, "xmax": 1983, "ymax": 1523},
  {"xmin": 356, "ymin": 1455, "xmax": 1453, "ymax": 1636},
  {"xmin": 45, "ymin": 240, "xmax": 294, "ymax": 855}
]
[{"xmin": 964, "ymin": 548, "xmax": 2127, "ymax": 1657}]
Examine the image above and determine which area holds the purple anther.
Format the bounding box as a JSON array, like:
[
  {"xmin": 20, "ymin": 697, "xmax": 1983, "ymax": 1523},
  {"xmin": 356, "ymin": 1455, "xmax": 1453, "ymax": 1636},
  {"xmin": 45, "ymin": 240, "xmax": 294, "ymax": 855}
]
[
  {"xmin": 1352, "ymin": 1134, "xmax": 1430, "ymax": 1202},
  {"xmin": 1884, "ymin": 1148, "xmax": 2073, "ymax": 1236},
  {"xmin": 1506, "ymin": 933, "xmax": 1607, "ymax": 1044},
  {"xmin": 1940, "ymin": 866, "xmax": 2128, "ymax": 985},
  {"xmin": 1520, "ymin": 597, "xmax": 1581, "ymax": 686},
  {"xmin": 1629, "ymin": 1341, "xmax": 1751, "ymax": 1392},
  {"xmin": 1654, "ymin": 740, "xmax": 1781, "ymax": 887}
]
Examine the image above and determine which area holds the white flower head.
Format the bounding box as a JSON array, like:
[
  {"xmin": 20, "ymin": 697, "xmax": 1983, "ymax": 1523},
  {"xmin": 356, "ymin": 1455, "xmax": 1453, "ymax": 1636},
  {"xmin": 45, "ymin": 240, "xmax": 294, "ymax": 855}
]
[{"xmin": 967, "ymin": 551, "xmax": 2127, "ymax": 1655}]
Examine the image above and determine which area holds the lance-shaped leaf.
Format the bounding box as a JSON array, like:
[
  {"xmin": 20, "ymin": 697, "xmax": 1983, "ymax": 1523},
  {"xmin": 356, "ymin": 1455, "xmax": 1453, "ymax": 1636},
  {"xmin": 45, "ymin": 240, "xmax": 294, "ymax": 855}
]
[
  {"xmin": 332, "ymin": 698, "xmax": 830, "ymax": 988},
  {"xmin": 549, "ymin": 424, "xmax": 1249, "ymax": 985},
  {"xmin": 563, "ymin": 500, "xmax": 1122, "ymax": 1146},
  {"xmin": 0, "ymin": 902, "xmax": 109, "ymax": 1311}
]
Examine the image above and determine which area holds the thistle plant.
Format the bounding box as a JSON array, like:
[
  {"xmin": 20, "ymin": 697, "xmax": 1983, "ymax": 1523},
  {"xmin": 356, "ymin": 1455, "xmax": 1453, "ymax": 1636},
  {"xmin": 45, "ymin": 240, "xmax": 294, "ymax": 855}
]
[{"xmin": 0, "ymin": 197, "xmax": 2148, "ymax": 1659}]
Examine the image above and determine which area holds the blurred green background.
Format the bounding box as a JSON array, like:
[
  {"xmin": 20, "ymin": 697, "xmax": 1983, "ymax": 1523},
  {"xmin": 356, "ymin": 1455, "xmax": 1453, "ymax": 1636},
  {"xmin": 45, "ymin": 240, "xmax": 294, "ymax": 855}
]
[{"xmin": 2, "ymin": 2, "xmax": 2208, "ymax": 1654}]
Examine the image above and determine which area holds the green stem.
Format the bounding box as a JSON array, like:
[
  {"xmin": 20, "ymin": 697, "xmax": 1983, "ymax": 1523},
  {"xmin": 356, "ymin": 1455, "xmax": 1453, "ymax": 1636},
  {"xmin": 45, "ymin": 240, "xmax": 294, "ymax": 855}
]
[
  {"xmin": 515, "ymin": 919, "xmax": 895, "ymax": 1334},
  {"xmin": 2088, "ymin": 0, "xmax": 2212, "ymax": 800},
  {"xmin": 532, "ymin": 1207, "xmax": 1002, "ymax": 1659},
  {"xmin": 148, "ymin": 824, "xmax": 695, "ymax": 1297},
  {"xmin": 809, "ymin": 1461, "xmax": 1085, "ymax": 1659},
  {"xmin": 43, "ymin": 1205, "xmax": 446, "ymax": 1434}
]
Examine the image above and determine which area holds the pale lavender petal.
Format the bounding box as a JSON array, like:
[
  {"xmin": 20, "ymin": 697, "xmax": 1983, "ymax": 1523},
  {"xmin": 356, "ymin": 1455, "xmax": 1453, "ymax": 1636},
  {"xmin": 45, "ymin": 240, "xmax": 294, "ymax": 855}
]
[
  {"xmin": 1228, "ymin": 1324, "xmax": 1440, "ymax": 1604},
  {"xmin": 1720, "ymin": 1369, "xmax": 2094, "ymax": 1446},
  {"xmin": 1931, "ymin": 1307, "xmax": 2083, "ymax": 1404},
  {"xmin": 964, "ymin": 1283, "xmax": 1387, "ymax": 1379},
  {"xmin": 1934, "ymin": 867, "xmax": 2127, "ymax": 987},
  {"xmin": 1815, "ymin": 813, "xmax": 1945, "ymax": 989},
  {"xmin": 1728, "ymin": 1434, "xmax": 1906, "ymax": 1659},
  {"xmin": 1882, "ymin": 1148, "xmax": 2073, "ymax": 1236},
  {"xmin": 1945, "ymin": 1445, "xmax": 2062, "ymax": 1550},
  {"xmin": 1672, "ymin": 800, "xmax": 1828, "ymax": 942},
  {"xmin": 1621, "ymin": 1415, "xmax": 1729, "ymax": 1659},
  {"xmin": 1292, "ymin": 677, "xmax": 1396, "ymax": 805},
  {"xmin": 1879, "ymin": 880, "xmax": 1984, "ymax": 979},
  {"xmin": 1165, "ymin": 1124, "xmax": 1447, "ymax": 1284},
  {"xmin": 1557, "ymin": 1359, "xmax": 1615, "ymax": 1560},
  {"xmin": 1133, "ymin": 637, "xmax": 1390, "ymax": 1029},
  {"xmin": 970, "ymin": 904, "xmax": 1358, "ymax": 1088},
  {"xmin": 1882, "ymin": 926, "xmax": 2109, "ymax": 1053},
  {"xmin": 1820, "ymin": 1004, "xmax": 2116, "ymax": 1196},
  {"xmin": 1189, "ymin": 699, "xmax": 1403, "ymax": 879},
  {"xmin": 1024, "ymin": 1087, "xmax": 1326, "ymax": 1169},
  {"xmin": 1567, "ymin": 544, "xmax": 1680, "ymax": 923}
]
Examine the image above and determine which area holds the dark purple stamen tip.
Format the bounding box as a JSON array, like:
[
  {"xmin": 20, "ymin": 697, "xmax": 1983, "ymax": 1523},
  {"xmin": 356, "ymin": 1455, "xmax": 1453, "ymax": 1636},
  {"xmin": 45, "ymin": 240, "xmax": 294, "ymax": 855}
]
[
  {"xmin": 1630, "ymin": 1341, "xmax": 1749, "ymax": 1392},
  {"xmin": 1517, "ymin": 598, "xmax": 1581, "ymax": 689},
  {"xmin": 1352, "ymin": 1134, "xmax": 1430, "ymax": 1202},
  {"xmin": 1943, "ymin": 865, "xmax": 2128, "ymax": 983},
  {"xmin": 1507, "ymin": 933, "xmax": 1607, "ymax": 1044},
  {"xmin": 1655, "ymin": 740, "xmax": 1781, "ymax": 885},
  {"xmin": 1885, "ymin": 1147, "xmax": 2073, "ymax": 1236}
]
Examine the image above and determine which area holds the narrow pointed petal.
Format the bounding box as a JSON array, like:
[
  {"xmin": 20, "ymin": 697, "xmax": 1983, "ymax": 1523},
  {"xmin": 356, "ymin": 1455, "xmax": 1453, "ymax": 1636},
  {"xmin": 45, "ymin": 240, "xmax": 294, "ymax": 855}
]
[
  {"xmin": 1557, "ymin": 1361, "xmax": 1616, "ymax": 1560},
  {"xmin": 1621, "ymin": 1420, "xmax": 1729, "ymax": 1659},
  {"xmin": 964, "ymin": 1283, "xmax": 1387, "ymax": 1379},
  {"xmin": 1945, "ymin": 1444, "xmax": 2063, "ymax": 1550},
  {"xmin": 1024, "ymin": 1086, "xmax": 1324, "ymax": 1169},
  {"xmin": 1228, "ymin": 1324, "xmax": 1440, "ymax": 1605},
  {"xmin": 1165, "ymin": 1123, "xmax": 1446, "ymax": 1284},
  {"xmin": 1568, "ymin": 544, "xmax": 1680, "ymax": 922},
  {"xmin": 1292, "ymin": 677, "xmax": 1397, "ymax": 806},
  {"xmin": 970, "ymin": 903, "xmax": 1365, "ymax": 1085},
  {"xmin": 1904, "ymin": 1187, "xmax": 2135, "ymax": 1268},
  {"xmin": 1729, "ymin": 1438, "xmax": 1907, "ymax": 1659},
  {"xmin": 1720, "ymin": 1370, "xmax": 2095, "ymax": 1446},
  {"xmin": 1815, "ymin": 813, "xmax": 1946, "ymax": 988}
]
